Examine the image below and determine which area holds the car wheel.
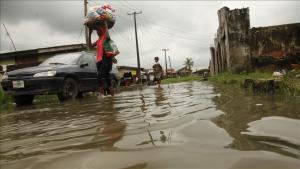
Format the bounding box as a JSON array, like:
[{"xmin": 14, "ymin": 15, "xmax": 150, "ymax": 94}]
[
  {"xmin": 58, "ymin": 78, "xmax": 78, "ymax": 101},
  {"xmin": 76, "ymin": 92, "xmax": 83, "ymax": 99},
  {"xmin": 13, "ymin": 95, "xmax": 34, "ymax": 106},
  {"xmin": 111, "ymin": 78, "xmax": 118, "ymax": 89}
]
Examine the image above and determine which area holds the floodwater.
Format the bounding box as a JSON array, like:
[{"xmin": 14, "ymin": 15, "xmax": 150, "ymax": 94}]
[{"xmin": 0, "ymin": 82, "xmax": 300, "ymax": 169}]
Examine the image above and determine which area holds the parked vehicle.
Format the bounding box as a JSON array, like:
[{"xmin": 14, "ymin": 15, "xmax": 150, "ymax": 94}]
[{"xmin": 1, "ymin": 51, "xmax": 120, "ymax": 106}]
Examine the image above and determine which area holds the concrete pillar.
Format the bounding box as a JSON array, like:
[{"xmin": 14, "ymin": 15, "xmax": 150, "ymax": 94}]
[{"xmin": 210, "ymin": 47, "xmax": 216, "ymax": 75}]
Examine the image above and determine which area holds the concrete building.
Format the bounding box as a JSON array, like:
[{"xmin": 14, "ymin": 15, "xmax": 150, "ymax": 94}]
[
  {"xmin": 210, "ymin": 7, "xmax": 300, "ymax": 75},
  {"xmin": 0, "ymin": 44, "xmax": 86, "ymax": 72},
  {"xmin": 117, "ymin": 66, "xmax": 145, "ymax": 78},
  {"xmin": 176, "ymin": 66, "xmax": 192, "ymax": 76}
]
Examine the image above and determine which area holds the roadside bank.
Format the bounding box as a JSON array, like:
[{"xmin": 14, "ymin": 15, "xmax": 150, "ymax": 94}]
[
  {"xmin": 162, "ymin": 75, "xmax": 203, "ymax": 84},
  {"xmin": 208, "ymin": 71, "xmax": 300, "ymax": 95}
]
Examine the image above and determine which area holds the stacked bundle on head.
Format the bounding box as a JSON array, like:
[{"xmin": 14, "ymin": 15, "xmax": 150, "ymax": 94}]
[{"xmin": 84, "ymin": 4, "xmax": 116, "ymax": 30}]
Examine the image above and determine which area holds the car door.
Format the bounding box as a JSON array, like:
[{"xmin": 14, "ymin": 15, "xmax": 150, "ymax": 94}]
[{"xmin": 77, "ymin": 53, "xmax": 98, "ymax": 91}]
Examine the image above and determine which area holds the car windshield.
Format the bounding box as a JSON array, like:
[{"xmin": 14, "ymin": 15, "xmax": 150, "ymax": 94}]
[{"xmin": 40, "ymin": 53, "xmax": 82, "ymax": 66}]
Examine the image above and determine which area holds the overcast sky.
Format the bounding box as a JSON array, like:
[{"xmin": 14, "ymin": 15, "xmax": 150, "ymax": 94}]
[{"xmin": 1, "ymin": 1, "xmax": 299, "ymax": 70}]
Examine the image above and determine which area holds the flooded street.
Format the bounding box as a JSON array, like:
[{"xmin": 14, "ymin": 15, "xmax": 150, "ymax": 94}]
[{"xmin": 1, "ymin": 81, "xmax": 300, "ymax": 169}]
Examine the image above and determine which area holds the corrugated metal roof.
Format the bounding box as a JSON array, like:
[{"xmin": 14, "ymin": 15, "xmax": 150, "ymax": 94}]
[{"xmin": 0, "ymin": 44, "xmax": 86, "ymax": 61}]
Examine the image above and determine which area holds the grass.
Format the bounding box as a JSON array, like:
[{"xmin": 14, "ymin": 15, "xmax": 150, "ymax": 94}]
[
  {"xmin": 208, "ymin": 70, "xmax": 300, "ymax": 95},
  {"xmin": 34, "ymin": 95, "xmax": 60, "ymax": 104},
  {"xmin": 0, "ymin": 86, "xmax": 60, "ymax": 112},
  {"xmin": 162, "ymin": 75, "xmax": 203, "ymax": 84},
  {"xmin": 0, "ymin": 87, "xmax": 13, "ymax": 111},
  {"xmin": 281, "ymin": 70, "xmax": 300, "ymax": 94},
  {"xmin": 208, "ymin": 71, "xmax": 272, "ymax": 85}
]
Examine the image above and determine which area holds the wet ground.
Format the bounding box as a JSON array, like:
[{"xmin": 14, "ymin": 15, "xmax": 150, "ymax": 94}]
[{"xmin": 0, "ymin": 81, "xmax": 300, "ymax": 169}]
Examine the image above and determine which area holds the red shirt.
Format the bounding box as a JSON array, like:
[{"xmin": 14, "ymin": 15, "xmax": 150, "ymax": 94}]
[{"xmin": 95, "ymin": 27, "xmax": 107, "ymax": 63}]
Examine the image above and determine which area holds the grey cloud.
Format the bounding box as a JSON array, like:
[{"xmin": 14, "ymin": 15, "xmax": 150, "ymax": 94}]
[{"xmin": 1, "ymin": 1, "xmax": 300, "ymax": 70}]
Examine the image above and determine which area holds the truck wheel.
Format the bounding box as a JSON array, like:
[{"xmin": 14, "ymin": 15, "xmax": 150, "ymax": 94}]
[
  {"xmin": 58, "ymin": 78, "xmax": 78, "ymax": 101},
  {"xmin": 13, "ymin": 95, "xmax": 34, "ymax": 106}
]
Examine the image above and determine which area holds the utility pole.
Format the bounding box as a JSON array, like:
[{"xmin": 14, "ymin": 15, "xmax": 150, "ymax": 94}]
[
  {"xmin": 84, "ymin": 0, "xmax": 90, "ymax": 51},
  {"xmin": 128, "ymin": 11, "xmax": 142, "ymax": 84},
  {"xmin": 2, "ymin": 23, "xmax": 17, "ymax": 51},
  {"xmin": 168, "ymin": 55, "xmax": 172, "ymax": 75},
  {"xmin": 162, "ymin": 49, "xmax": 169, "ymax": 77}
]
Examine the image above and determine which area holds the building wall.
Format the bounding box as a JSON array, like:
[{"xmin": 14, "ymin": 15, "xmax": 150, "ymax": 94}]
[
  {"xmin": 249, "ymin": 23, "xmax": 300, "ymax": 69},
  {"xmin": 213, "ymin": 7, "xmax": 251, "ymax": 73},
  {"xmin": 226, "ymin": 8, "xmax": 251, "ymax": 72},
  {"xmin": 210, "ymin": 7, "xmax": 300, "ymax": 74}
]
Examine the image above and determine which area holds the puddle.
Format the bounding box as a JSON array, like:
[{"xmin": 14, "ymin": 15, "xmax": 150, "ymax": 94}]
[{"xmin": 1, "ymin": 82, "xmax": 300, "ymax": 169}]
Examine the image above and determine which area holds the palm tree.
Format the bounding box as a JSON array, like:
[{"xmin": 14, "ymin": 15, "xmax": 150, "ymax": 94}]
[{"xmin": 184, "ymin": 58, "xmax": 194, "ymax": 70}]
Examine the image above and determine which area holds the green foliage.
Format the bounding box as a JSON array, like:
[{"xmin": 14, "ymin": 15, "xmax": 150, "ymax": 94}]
[
  {"xmin": 184, "ymin": 58, "xmax": 194, "ymax": 70},
  {"xmin": 34, "ymin": 95, "xmax": 60, "ymax": 104},
  {"xmin": 0, "ymin": 87, "xmax": 13, "ymax": 111},
  {"xmin": 162, "ymin": 75, "xmax": 202, "ymax": 84},
  {"xmin": 208, "ymin": 71, "xmax": 300, "ymax": 95},
  {"xmin": 208, "ymin": 71, "xmax": 272, "ymax": 85}
]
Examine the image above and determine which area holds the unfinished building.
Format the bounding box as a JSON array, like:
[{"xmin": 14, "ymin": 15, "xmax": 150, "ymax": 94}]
[{"xmin": 210, "ymin": 7, "xmax": 300, "ymax": 75}]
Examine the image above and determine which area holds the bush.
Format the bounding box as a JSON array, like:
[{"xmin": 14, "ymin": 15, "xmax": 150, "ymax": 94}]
[{"xmin": 208, "ymin": 71, "xmax": 300, "ymax": 95}]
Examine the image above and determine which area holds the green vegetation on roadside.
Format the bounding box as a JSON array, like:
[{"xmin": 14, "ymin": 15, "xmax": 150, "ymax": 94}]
[
  {"xmin": 0, "ymin": 87, "xmax": 13, "ymax": 110},
  {"xmin": 208, "ymin": 71, "xmax": 272, "ymax": 84},
  {"xmin": 0, "ymin": 87, "xmax": 60, "ymax": 112},
  {"xmin": 162, "ymin": 75, "xmax": 202, "ymax": 84},
  {"xmin": 208, "ymin": 71, "xmax": 300, "ymax": 94},
  {"xmin": 34, "ymin": 95, "xmax": 60, "ymax": 104}
]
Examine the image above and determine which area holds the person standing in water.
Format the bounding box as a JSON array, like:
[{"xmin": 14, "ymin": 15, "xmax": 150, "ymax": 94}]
[
  {"xmin": 152, "ymin": 56, "xmax": 163, "ymax": 87},
  {"xmin": 88, "ymin": 22, "xmax": 114, "ymax": 96}
]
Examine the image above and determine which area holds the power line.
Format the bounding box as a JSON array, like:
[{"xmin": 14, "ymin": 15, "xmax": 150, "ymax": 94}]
[
  {"xmin": 108, "ymin": 1, "xmax": 213, "ymax": 39},
  {"xmin": 2, "ymin": 23, "xmax": 17, "ymax": 51},
  {"xmin": 124, "ymin": 1, "xmax": 140, "ymax": 10},
  {"xmin": 110, "ymin": 27, "xmax": 135, "ymax": 51},
  {"xmin": 135, "ymin": 16, "xmax": 213, "ymax": 41},
  {"xmin": 139, "ymin": 14, "xmax": 213, "ymax": 38},
  {"xmin": 76, "ymin": 25, "xmax": 84, "ymax": 42}
]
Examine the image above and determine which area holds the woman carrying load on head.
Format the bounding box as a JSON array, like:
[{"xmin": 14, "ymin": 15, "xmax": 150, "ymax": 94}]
[{"xmin": 88, "ymin": 22, "xmax": 114, "ymax": 96}]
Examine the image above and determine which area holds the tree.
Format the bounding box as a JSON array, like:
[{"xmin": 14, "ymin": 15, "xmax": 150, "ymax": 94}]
[{"xmin": 184, "ymin": 58, "xmax": 194, "ymax": 70}]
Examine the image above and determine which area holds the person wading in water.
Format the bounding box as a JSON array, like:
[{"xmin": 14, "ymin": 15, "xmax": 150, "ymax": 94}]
[
  {"xmin": 88, "ymin": 22, "xmax": 114, "ymax": 96},
  {"xmin": 153, "ymin": 56, "xmax": 163, "ymax": 88}
]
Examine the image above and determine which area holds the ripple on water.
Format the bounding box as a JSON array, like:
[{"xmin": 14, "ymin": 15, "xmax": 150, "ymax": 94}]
[
  {"xmin": 0, "ymin": 82, "xmax": 220, "ymax": 163},
  {"xmin": 242, "ymin": 116, "xmax": 300, "ymax": 156}
]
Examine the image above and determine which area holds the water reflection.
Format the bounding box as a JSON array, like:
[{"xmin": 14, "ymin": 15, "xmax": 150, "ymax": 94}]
[
  {"xmin": 2, "ymin": 81, "xmax": 299, "ymax": 166},
  {"xmin": 211, "ymin": 84, "xmax": 300, "ymax": 158},
  {"xmin": 92, "ymin": 97, "xmax": 127, "ymax": 151},
  {"xmin": 1, "ymin": 82, "xmax": 215, "ymax": 164}
]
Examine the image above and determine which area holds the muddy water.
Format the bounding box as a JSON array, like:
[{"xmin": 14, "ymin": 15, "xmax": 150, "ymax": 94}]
[{"xmin": 0, "ymin": 82, "xmax": 299, "ymax": 169}]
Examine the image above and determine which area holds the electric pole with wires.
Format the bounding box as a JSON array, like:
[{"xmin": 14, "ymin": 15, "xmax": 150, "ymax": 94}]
[
  {"xmin": 168, "ymin": 55, "xmax": 172, "ymax": 75},
  {"xmin": 128, "ymin": 11, "xmax": 142, "ymax": 84},
  {"xmin": 84, "ymin": 0, "xmax": 90, "ymax": 51},
  {"xmin": 162, "ymin": 48, "xmax": 169, "ymax": 77}
]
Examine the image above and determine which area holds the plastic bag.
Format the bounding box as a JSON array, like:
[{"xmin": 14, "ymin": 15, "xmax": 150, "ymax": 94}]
[
  {"xmin": 104, "ymin": 39, "xmax": 120, "ymax": 57},
  {"xmin": 84, "ymin": 4, "xmax": 116, "ymax": 30}
]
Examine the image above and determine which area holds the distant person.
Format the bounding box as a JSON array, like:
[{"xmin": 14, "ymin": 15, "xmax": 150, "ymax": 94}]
[
  {"xmin": 88, "ymin": 22, "xmax": 114, "ymax": 96},
  {"xmin": 152, "ymin": 56, "xmax": 163, "ymax": 87}
]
